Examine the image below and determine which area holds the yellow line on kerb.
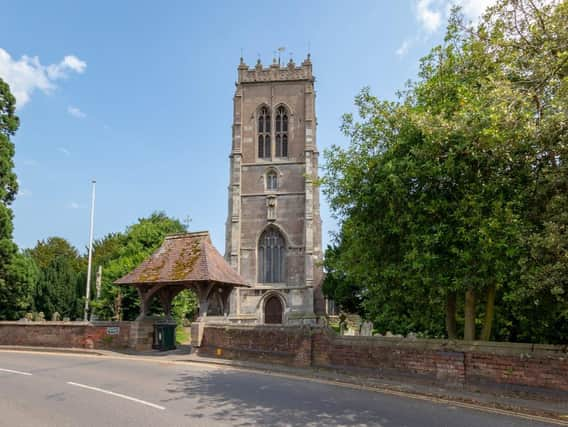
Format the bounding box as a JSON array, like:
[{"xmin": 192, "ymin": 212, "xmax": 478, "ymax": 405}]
[{"xmin": 1, "ymin": 348, "xmax": 567, "ymax": 426}]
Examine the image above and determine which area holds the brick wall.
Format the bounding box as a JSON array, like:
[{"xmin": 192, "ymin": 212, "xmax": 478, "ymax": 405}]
[
  {"xmin": 199, "ymin": 324, "xmax": 312, "ymax": 367},
  {"xmin": 464, "ymin": 346, "xmax": 568, "ymax": 391},
  {"xmin": 312, "ymin": 330, "xmax": 467, "ymax": 384},
  {"xmin": 199, "ymin": 324, "xmax": 568, "ymax": 393},
  {"xmin": 0, "ymin": 321, "xmax": 132, "ymax": 350}
]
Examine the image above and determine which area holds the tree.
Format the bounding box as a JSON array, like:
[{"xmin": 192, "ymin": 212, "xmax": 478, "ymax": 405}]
[
  {"xmin": 322, "ymin": 242, "xmax": 365, "ymax": 315},
  {"xmin": 35, "ymin": 255, "xmax": 80, "ymax": 319},
  {"xmin": 0, "ymin": 253, "xmax": 38, "ymax": 320},
  {"xmin": 0, "ymin": 78, "xmax": 20, "ymax": 313},
  {"xmin": 27, "ymin": 237, "xmax": 84, "ymax": 271},
  {"xmin": 171, "ymin": 289, "xmax": 198, "ymax": 324},
  {"xmin": 323, "ymin": 0, "xmax": 567, "ymax": 342},
  {"xmin": 478, "ymin": 0, "xmax": 568, "ymax": 343},
  {"xmin": 27, "ymin": 237, "xmax": 85, "ymax": 319}
]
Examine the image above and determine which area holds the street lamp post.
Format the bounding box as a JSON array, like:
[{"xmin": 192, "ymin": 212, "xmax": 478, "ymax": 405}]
[{"xmin": 84, "ymin": 179, "xmax": 96, "ymax": 321}]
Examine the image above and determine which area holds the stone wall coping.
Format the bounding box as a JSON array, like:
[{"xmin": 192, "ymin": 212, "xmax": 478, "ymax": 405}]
[
  {"xmin": 327, "ymin": 333, "xmax": 567, "ymax": 356},
  {"xmin": 202, "ymin": 324, "xmax": 567, "ymax": 356},
  {"xmin": 0, "ymin": 321, "xmax": 132, "ymax": 327},
  {"xmin": 204, "ymin": 323, "xmax": 319, "ymax": 333},
  {"xmin": 90, "ymin": 321, "xmax": 133, "ymax": 326}
]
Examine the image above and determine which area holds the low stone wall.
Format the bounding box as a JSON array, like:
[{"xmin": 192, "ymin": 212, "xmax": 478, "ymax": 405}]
[
  {"xmin": 199, "ymin": 324, "xmax": 312, "ymax": 367},
  {"xmin": 312, "ymin": 332, "xmax": 465, "ymax": 384},
  {"xmin": 313, "ymin": 330, "xmax": 568, "ymax": 392},
  {"xmin": 0, "ymin": 321, "xmax": 132, "ymax": 350},
  {"xmin": 198, "ymin": 325, "xmax": 568, "ymax": 393}
]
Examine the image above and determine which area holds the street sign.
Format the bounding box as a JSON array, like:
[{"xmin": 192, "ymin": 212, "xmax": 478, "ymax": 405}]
[{"xmin": 106, "ymin": 326, "xmax": 120, "ymax": 335}]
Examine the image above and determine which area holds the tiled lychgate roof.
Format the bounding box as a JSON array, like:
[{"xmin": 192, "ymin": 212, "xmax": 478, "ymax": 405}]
[{"xmin": 115, "ymin": 231, "xmax": 246, "ymax": 287}]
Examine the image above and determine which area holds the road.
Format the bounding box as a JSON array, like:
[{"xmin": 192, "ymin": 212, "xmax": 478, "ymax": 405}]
[{"xmin": 0, "ymin": 350, "xmax": 560, "ymax": 427}]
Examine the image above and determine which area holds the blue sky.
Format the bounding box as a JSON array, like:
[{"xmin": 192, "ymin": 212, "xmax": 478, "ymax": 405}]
[{"xmin": 1, "ymin": 0, "xmax": 492, "ymax": 253}]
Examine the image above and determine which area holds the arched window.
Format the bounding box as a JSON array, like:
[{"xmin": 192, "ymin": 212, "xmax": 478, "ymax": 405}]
[
  {"xmin": 258, "ymin": 106, "xmax": 271, "ymax": 159},
  {"xmin": 258, "ymin": 228, "xmax": 286, "ymax": 283},
  {"xmin": 266, "ymin": 170, "xmax": 277, "ymax": 190},
  {"xmin": 275, "ymin": 106, "xmax": 288, "ymax": 158},
  {"xmin": 206, "ymin": 292, "xmax": 224, "ymax": 316}
]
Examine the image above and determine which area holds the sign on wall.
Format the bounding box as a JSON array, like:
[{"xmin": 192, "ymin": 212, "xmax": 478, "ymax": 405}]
[{"xmin": 106, "ymin": 326, "xmax": 120, "ymax": 336}]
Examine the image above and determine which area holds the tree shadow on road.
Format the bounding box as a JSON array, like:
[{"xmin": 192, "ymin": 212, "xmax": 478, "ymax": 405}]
[{"xmin": 163, "ymin": 368, "xmax": 386, "ymax": 426}]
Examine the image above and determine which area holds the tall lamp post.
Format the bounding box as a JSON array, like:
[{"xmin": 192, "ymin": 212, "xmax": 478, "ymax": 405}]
[{"xmin": 84, "ymin": 179, "xmax": 96, "ymax": 321}]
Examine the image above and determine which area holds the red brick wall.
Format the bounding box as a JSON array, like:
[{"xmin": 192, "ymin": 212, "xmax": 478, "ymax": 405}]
[
  {"xmin": 465, "ymin": 350, "xmax": 568, "ymax": 391},
  {"xmin": 312, "ymin": 330, "xmax": 466, "ymax": 383},
  {"xmin": 200, "ymin": 325, "xmax": 568, "ymax": 392},
  {"xmin": 199, "ymin": 324, "xmax": 312, "ymax": 367},
  {"xmin": 0, "ymin": 321, "xmax": 131, "ymax": 350}
]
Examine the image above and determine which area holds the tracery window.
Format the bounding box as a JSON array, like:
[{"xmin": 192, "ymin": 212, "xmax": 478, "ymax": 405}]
[
  {"xmin": 258, "ymin": 228, "xmax": 286, "ymax": 283},
  {"xmin": 267, "ymin": 170, "xmax": 278, "ymax": 190},
  {"xmin": 258, "ymin": 106, "xmax": 271, "ymax": 159},
  {"xmin": 275, "ymin": 106, "xmax": 288, "ymax": 157}
]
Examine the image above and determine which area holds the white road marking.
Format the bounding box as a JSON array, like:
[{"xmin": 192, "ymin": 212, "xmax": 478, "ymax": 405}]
[
  {"xmin": 0, "ymin": 368, "xmax": 32, "ymax": 376},
  {"xmin": 67, "ymin": 382, "xmax": 165, "ymax": 410},
  {"xmin": 2, "ymin": 350, "xmax": 564, "ymax": 425}
]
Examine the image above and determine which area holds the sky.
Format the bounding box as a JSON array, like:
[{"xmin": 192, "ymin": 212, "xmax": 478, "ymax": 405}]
[{"xmin": 0, "ymin": 0, "xmax": 494, "ymax": 254}]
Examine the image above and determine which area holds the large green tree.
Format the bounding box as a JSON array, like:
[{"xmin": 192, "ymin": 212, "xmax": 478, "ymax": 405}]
[
  {"xmin": 0, "ymin": 78, "xmax": 21, "ymax": 315},
  {"xmin": 491, "ymin": 0, "xmax": 568, "ymax": 343},
  {"xmin": 0, "ymin": 78, "xmax": 39, "ymax": 320},
  {"xmin": 27, "ymin": 237, "xmax": 84, "ymax": 271},
  {"xmin": 323, "ymin": 0, "xmax": 567, "ymax": 343},
  {"xmin": 27, "ymin": 237, "xmax": 85, "ymax": 319},
  {"xmin": 322, "ymin": 242, "xmax": 365, "ymax": 315},
  {"xmin": 34, "ymin": 255, "xmax": 81, "ymax": 319},
  {"xmin": 0, "ymin": 253, "xmax": 38, "ymax": 320}
]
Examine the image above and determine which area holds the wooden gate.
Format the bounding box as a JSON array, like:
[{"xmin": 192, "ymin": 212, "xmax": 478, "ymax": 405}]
[{"xmin": 264, "ymin": 296, "xmax": 283, "ymax": 324}]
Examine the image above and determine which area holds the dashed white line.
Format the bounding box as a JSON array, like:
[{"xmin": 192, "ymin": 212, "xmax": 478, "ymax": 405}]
[
  {"xmin": 0, "ymin": 368, "xmax": 32, "ymax": 376},
  {"xmin": 67, "ymin": 382, "xmax": 165, "ymax": 410}
]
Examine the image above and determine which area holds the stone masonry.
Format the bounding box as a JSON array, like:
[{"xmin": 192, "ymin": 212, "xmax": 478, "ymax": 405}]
[{"xmin": 225, "ymin": 55, "xmax": 324, "ymax": 325}]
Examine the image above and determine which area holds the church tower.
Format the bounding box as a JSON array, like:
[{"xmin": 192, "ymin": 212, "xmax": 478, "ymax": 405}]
[{"xmin": 225, "ymin": 54, "xmax": 323, "ymax": 324}]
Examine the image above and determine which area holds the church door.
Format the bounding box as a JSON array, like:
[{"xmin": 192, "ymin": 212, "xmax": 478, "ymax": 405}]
[{"xmin": 264, "ymin": 296, "xmax": 283, "ymax": 324}]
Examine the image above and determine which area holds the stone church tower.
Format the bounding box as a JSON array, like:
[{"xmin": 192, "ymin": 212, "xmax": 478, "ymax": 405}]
[{"xmin": 225, "ymin": 54, "xmax": 323, "ymax": 324}]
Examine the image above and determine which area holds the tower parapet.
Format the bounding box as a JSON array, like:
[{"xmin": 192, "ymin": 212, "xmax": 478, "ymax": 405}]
[{"xmin": 237, "ymin": 55, "xmax": 313, "ymax": 83}]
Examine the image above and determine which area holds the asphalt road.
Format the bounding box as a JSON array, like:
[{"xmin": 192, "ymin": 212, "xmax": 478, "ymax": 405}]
[{"xmin": 0, "ymin": 350, "xmax": 560, "ymax": 427}]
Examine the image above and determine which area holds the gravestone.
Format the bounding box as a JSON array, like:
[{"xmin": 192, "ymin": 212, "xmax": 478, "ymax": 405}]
[{"xmin": 360, "ymin": 320, "xmax": 373, "ymax": 336}]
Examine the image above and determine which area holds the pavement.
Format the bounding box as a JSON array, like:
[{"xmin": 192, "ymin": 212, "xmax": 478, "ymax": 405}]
[{"xmin": 0, "ymin": 345, "xmax": 567, "ymax": 426}]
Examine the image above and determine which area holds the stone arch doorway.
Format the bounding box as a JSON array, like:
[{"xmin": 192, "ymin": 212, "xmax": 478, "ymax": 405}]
[{"xmin": 264, "ymin": 295, "xmax": 283, "ymax": 324}]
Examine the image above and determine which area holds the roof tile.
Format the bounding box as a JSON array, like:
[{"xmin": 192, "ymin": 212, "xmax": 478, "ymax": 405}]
[{"xmin": 114, "ymin": 231, "xmax": 246, "ymax": 287}]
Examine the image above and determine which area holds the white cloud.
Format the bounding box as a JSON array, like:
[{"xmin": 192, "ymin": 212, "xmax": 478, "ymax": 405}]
[
  {"xmin": 416, "ymin": 0, "xmax": 442, "ymax": 32},
  {"xmin": 67, "ymin": 201, "xmax": 81, "ymax": 209},
  {"xmin": 18, "ymin": 188, "xmax": 32, "ymax": 197},
  {"xmin": 452, "ymin": 0, "xmax": 497, "ymax": 23},
  {"xmin": 412, "ymin": 0, "xmax": 502, "ymax": 34},
  {"xmin": 396, "ymin": 40, "xmax": 412, "ymax": 57},
  {"xmin": 57, "ymin": 147, "xmax": 71, "ymax": 157},
  {"xmin": 0, "ymin": 48, "xmax": 86, "ymax": 107},
  {"xmin": 67, "ymin": 105, "xmax": 86, "ymax": 119}
]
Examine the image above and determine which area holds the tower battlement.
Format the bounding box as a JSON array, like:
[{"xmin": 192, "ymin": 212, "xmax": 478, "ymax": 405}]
[{"xmin": 237, "ymin": 55, "xmax": 313, "ymax": 84}]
